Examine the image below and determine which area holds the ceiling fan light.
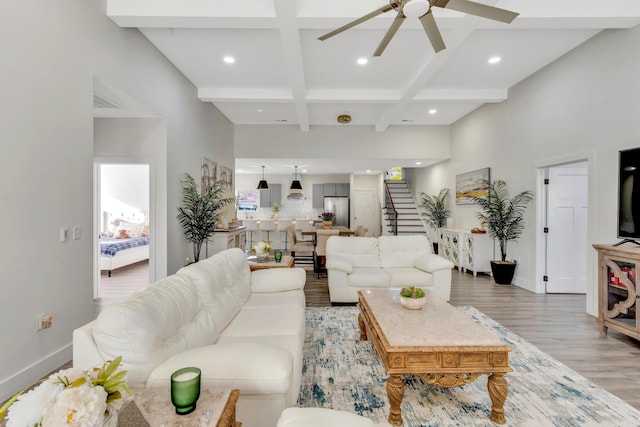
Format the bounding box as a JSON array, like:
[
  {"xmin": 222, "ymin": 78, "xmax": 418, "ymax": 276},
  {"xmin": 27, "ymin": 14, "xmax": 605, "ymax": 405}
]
[{"xmin": 403, "ymin": 0, "xmax": 430, "ymax": 18}]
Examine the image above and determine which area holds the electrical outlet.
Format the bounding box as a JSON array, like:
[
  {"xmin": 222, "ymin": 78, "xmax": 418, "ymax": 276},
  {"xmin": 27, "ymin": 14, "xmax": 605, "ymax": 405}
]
[{"xmin": 35, "ymin": 314, "xmax": 53, "ymax": 331}]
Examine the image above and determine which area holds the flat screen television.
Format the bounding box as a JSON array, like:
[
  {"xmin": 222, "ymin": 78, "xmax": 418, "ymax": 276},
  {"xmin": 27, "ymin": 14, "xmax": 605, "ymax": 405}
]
[{"xmin": 616, "ymin": 147, "xmax": 640, "ymax": 246}]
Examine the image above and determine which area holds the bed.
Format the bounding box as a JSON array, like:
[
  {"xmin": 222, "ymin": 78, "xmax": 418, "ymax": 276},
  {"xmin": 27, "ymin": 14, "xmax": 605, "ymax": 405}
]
[{"xmin": 100, "ymin": 236, "xmax": 150, "ymax": 277}]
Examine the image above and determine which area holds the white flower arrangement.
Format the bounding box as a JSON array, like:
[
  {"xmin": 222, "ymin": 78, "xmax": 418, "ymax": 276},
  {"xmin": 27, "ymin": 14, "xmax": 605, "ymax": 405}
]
[
  {"xmin": 251, "ymin": 241, "xmax": 272, "ymax": 255},
  {"xmin": 0, "ymin": 357, "xmax": 131, "ymax": 427}
]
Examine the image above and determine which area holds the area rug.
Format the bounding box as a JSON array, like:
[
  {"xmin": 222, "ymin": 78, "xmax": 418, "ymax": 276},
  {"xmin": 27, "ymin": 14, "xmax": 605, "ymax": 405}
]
[{"xmin": 298, "ymin": 306, "xmax": 640, "ymax": 426}]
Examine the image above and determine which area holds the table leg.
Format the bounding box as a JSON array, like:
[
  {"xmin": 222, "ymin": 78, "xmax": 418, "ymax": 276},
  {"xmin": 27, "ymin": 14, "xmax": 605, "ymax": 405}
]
[
  {"xmin": 386, "ymin": 374, "xmax": 404, "ymax": 426},
  {"xmin": 487, "ymin": 373, "xmax": 508, "ymax": 424},
  {"xmin": 358, "ymin": 313, "xmax": 367, "ymax": 341}
]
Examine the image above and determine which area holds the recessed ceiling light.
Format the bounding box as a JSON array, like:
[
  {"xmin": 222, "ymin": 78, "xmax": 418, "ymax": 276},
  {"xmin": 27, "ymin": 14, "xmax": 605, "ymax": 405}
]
[
  {"xmin": 416, "ymin": 161, "xmax": 422, "ymax": 165},
  {"xmin": 302, "ymin": 169, "xmax": 307, "ymax": 173},
  {"xmin": 223, "ymin": 56, "xmax": 235, "ymax": 64},
  {"xmin": 357, "ymin": 57, "xmax": 368, "ymax": 65},
  {"xmin": 257, "ymin": 109, "xmax": 263, "ymax": 113},
  {"xmin": 366, "ymin": 170, "xmax": 372, "ymax": 173},
  {"xmin": 428, "ymin": 109, "xmax": 437, "ymax": 115},
  {"xmin": 488, "ymin": 56, "xmax": 501, "ymax": 64}
]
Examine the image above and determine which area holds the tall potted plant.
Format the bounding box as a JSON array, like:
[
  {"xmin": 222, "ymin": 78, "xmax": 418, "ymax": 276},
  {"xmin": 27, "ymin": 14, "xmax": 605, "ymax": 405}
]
[
  {"xmin": 419, "ymin": 188, "xmax": 451, "ymax": 254},
  {"xmin": 177, "ymin": 173, "xmax": 235, "ymax": 262},
  {"xmin": 471, "ymin": 179, "xmax": 533, "ymax": 285}
]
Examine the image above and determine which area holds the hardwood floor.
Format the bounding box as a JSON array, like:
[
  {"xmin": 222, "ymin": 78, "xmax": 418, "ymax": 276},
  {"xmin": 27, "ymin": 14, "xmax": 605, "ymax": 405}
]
[{"xmin": 96, "ymin": 262, "xmax": 640, "ymax": 410}]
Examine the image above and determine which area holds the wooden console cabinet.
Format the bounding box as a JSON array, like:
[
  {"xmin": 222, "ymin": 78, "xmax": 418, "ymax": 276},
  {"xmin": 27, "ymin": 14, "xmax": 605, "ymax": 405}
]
[{"xmin": 593, "ymin": 244, "xmax": 639, "ymax": 340}]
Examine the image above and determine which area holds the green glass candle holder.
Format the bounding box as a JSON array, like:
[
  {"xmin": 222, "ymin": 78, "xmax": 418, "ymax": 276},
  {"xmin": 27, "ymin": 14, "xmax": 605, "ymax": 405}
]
[
  {"xmin": 274, "ymin": 251, "xmax": 283, "ymax": 263},
  {"xmin": 170, "ymin": 367, "xmax": 201, "ymax": 415}
]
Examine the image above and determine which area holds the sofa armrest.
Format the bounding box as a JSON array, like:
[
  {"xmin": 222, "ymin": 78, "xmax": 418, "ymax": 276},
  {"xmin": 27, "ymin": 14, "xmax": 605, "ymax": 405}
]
[
  {"xmin": 415, "ymin": 254, "xmax": 454, "ymax": 273},
  {"xmin": 73, "ymin": 321, "xmax": 106, "ymax": 370},
  {"xmin": 251, "ymin": 267, "xmax": 306, "ymax": 293},
  {"xmin": 326, "ymin": 258, "xmax": 353, "ymax": 274}
]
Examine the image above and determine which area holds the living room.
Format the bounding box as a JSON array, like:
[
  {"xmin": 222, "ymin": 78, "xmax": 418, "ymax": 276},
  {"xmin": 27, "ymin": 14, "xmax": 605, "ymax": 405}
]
[{"xmin": 3, "ymin": 1, "xmax": 640, "ymax": 425}]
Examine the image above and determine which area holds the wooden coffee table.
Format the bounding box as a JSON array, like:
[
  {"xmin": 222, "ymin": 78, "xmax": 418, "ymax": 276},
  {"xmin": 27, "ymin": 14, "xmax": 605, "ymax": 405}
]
[{"xmin": 357, "ymin": 289, "xmax": 511, "ymax": 426}]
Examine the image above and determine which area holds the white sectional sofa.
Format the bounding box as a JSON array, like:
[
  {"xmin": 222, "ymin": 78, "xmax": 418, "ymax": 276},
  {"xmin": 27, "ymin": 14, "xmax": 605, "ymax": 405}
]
[
  {"xmin": 73, "ymin": 248, "xmax": 306, "ymax": 427},
  {"xmin": 326, "ymin": 234, "xmax": 455, "ymax": 303}
]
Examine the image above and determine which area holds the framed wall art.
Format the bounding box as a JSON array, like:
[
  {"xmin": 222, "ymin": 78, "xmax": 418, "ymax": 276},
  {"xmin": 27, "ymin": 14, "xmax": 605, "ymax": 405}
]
[
  {"xmin": 456, "ymin": 167, "xmax": 490, "ymax": 205},
  {"xmin": 201, "ymin": 157, "xmax": 217, "ymax": 195},
  {"xmin": 220, "ymin": 166, "xmax": 233, "ymax": 191}
]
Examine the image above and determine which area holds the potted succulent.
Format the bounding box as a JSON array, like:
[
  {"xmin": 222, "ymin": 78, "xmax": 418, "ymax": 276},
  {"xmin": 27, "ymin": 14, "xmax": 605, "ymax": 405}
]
[
  {"xmin": 319, "ymin": 212, "xmax": 335, "ymax": 228},
  {"xmin": 177, "ymin": 173, "xmax": 235, "ymax": 262},
  {"xmin": 399, "ymin": 286, "xmax": 426, "ymax": 310},
  {"xmin": 419, "ymin": 188, "xmax": 451, "ymax": 254},
  {"xmin": 470, "ymin": 179, "xmax": 533, "ymax": 285}
]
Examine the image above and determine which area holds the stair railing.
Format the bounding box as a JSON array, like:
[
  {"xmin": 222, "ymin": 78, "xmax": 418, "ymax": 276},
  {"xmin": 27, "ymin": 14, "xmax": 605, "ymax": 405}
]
[{"xmin": 384, "ymin": 181, "xmax": 398, "ymax": 235}]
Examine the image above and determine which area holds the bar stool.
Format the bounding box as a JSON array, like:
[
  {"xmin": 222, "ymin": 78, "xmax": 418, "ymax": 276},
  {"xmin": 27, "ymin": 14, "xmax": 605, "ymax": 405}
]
[
  {"xmin": 259, "ymin": 219, "xmax": 276, "ymax": 243},
  {"xmin": 277, "ymin": 219, "xmax": 293, "ymax": 250},
  {"xmin": 243, "ymin": 219, "xmax": 259, "ymax": 249}
]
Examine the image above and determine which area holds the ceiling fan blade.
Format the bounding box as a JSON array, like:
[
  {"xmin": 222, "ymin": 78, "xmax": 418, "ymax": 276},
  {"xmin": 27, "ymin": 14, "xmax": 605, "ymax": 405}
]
[
  {"xmin": 435, "ymin": 0, "xmax": 519, "ymax": 24},
  {"xmin": 373, "ymin": 12, "xmax": 406, "ymax": 57},
  {"xmin": 318, "ymin": 4, "xmax": 395, "ymax": 41},
  {"xmin": 419, "ymin": 10, "xmax": 446, "ymax": 53}
]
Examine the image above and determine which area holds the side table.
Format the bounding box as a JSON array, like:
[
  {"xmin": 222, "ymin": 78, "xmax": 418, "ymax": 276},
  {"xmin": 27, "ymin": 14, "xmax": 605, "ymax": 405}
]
[{"xmin": 121, "ymin": 388, "xmax": 240, "ymax": 427}]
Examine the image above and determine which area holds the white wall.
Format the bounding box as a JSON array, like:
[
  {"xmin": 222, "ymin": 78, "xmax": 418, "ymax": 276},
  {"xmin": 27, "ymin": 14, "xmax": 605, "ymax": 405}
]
[
  {"xmin": 410, "ymin": 26, "xmax": 640, "ymax": 316},
  {"xmin": 235, "ymin": 124, "xmax": 450, "ymax": 161},
  {"xmin": 0, "ymin": 0, "xmax": 233, "ymax": 401}
]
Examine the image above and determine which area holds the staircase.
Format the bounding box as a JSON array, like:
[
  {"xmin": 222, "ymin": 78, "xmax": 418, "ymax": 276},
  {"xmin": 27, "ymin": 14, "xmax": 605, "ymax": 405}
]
[{"xmin": 383, "ymin": 180, "xmax": 427, "ymax": 235}]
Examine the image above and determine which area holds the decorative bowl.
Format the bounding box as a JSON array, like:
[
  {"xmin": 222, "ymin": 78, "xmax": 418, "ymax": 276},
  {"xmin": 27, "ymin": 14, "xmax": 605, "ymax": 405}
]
[{"xmin": 400, "ymin": 296, "xmax": 426, "ymax": 310}]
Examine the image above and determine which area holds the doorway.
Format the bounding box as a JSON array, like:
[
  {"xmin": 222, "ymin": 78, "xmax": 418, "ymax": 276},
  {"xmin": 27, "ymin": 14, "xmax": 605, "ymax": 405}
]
[
  {"xmin": 95, "ymin": 162, "xmax": 152, "ymax": 299},
  {"xmin": 541, "ymin": 161, "xmax": 589, "ymax": 293}
]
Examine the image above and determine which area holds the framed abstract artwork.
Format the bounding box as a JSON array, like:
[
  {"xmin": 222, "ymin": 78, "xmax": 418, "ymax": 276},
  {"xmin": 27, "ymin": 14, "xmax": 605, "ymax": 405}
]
[
  {"xmin": 201, "ymin": 157, "xmax": 217, "ymax": 195},
  {"xmin": 456, "ymin": 167, "xmax": 490, "ymax": 205},
  {"xmin": 220, "ymin": 166, "xmax": 233, "ymax": 191}
]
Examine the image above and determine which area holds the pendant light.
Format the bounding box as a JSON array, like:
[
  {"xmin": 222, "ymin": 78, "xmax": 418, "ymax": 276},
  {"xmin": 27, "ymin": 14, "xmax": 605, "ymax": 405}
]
[
  {"xmin": 290, "ymin": 166, "xmax": 303, "ymax": 190},
  {"xmin": 257, "ymin": 165, "xmax": 269, "ymax": 190}
]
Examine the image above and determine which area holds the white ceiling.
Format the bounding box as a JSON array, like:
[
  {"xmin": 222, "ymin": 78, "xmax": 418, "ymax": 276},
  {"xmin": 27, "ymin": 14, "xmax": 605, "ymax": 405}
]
[{"xmin": 105, "ymin": 0, "xmax": 640, "ymax": 174}]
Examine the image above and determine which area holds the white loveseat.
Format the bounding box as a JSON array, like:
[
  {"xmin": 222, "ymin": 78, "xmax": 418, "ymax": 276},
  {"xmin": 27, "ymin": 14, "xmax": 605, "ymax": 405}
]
[
  {"xmin": 73, "ymin": 248, "xmax": 306, "ymax": 427},
  {"xmin": 326, "ymin": 234, "xmax": 454, "ymax": 303}
]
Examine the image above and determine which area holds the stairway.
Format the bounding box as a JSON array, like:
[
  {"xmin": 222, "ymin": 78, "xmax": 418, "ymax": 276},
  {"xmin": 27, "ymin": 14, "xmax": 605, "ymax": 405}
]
[{"xmin": 383, "ymin": 180, "xmax": 427, "ymax": 235}]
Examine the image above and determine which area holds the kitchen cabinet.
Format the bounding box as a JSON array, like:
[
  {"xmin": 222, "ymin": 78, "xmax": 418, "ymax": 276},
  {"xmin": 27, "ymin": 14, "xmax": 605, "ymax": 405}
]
[
  {"xmin": 594, "ymin": 244, "xmax": 640, "ymax": 340},
  {"xmin": 313, "ymin": 183, "xmax": 350, "ymax": 208},
  {"xmin": 312, "ymin": 184, "xmax": 324, "ymax": 208},
  {"xmin": 259, "ymin": 184, "xmax": 281, "ymax": 208}
]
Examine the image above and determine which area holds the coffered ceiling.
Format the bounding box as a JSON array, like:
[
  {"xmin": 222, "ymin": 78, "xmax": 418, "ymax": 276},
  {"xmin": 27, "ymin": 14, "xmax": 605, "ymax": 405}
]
[{"xmin": 105, "ymin": 0, "xmax": 640, "ymax": 174}]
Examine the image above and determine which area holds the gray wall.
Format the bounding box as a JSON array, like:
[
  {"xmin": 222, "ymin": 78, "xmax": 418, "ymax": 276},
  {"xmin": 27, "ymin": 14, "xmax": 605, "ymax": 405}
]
[{"xmin": 0, "ymin": 0, "xmax": 233, "ymax": 401}]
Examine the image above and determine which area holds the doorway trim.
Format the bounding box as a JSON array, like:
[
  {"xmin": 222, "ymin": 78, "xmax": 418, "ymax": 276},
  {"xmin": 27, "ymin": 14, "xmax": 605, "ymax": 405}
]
[
  {"xmin": 534, "ymin": 150, "xmax": 597, "ymax": 312},
  {"xmin": 93, "ymin": 157, "xmax": 157, "ymax": 299}
]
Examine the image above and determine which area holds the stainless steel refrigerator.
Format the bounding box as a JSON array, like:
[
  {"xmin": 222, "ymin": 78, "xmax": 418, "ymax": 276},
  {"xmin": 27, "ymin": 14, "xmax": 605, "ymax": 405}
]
[{"xmin": 323, "ymin": 197, "xmax": 349, "ymax": 228}]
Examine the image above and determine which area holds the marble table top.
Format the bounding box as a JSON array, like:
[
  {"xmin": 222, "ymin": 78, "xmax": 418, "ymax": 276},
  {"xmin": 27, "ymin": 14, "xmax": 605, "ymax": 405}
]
[
  {"xmin": 360, "ymin": 288, "xmax": 505, "ymax": 348},
  {"xmin": 119, "ymin": 388, "xmax": 233, "ymax": 426}
]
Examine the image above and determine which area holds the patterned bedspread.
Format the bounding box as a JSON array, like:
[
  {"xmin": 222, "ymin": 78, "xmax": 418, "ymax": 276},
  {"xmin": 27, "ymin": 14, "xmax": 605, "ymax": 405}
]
[{"xmin": 100, "ymin": 236, "xmax": 150, "ymax": 257}]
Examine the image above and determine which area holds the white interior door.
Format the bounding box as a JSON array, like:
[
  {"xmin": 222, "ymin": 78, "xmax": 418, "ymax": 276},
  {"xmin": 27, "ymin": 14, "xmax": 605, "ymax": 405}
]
[
  {"xmin": 353, "ymin": 190, "xmax": 379, "ymax": 236},
  {"xmin": 546, "ymin": 163, "xmax": 588, "ymax": 293}
]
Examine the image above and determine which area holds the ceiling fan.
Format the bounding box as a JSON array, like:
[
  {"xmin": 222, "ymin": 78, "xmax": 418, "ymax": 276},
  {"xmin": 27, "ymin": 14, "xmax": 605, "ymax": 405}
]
[{"xmin": 318, "ymin": 0, "xmax": 519, "ymax": 56}]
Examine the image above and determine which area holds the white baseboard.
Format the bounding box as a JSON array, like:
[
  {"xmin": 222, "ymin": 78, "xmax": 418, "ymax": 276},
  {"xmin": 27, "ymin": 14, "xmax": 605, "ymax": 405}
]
[{"xmin": 0, "ymin": 344, "xmax": 72, "ymax": 403}]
